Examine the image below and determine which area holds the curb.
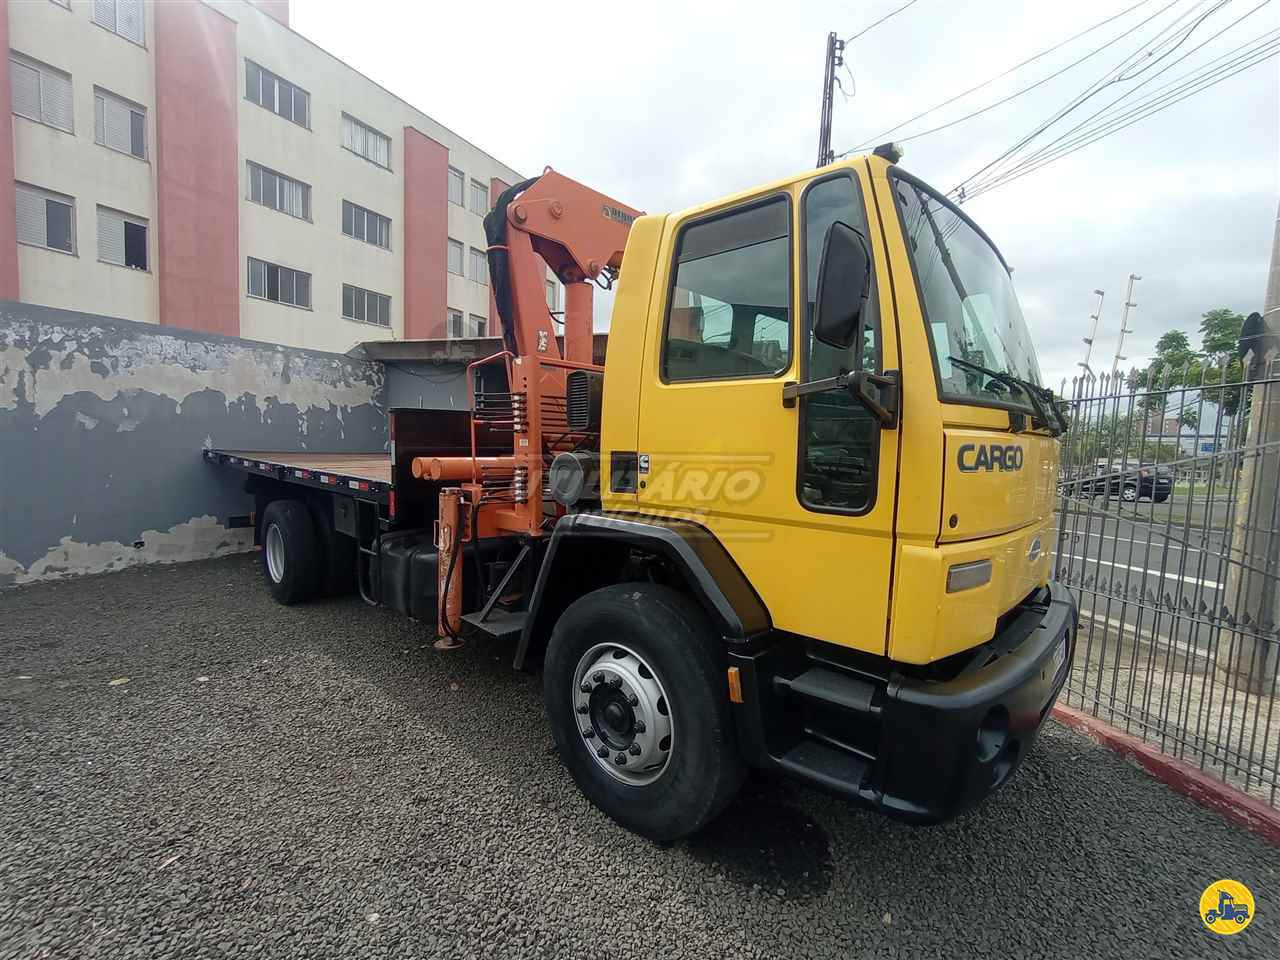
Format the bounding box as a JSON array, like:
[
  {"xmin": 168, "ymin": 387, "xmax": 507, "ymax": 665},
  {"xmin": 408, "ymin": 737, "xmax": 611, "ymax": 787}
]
[{"xmin": 1051, "ymin": 704, "xmax": 1280, "ymax": 847}]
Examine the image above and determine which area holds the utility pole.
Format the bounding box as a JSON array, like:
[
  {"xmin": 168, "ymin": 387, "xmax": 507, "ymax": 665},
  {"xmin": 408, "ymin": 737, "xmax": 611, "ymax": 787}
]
[
  {"xmin": 1079, "ymin": 288, "xmax": 1105, "ymax": 379},
  {"xmin": 1110, "ymin": 273, "xmax": 1140, "ymax": 382},
  {"xmin": 816, "ymin": 32, "xmax": 845, "ymax": 168},
  {"xmin": 1222, "ymin": 198, "xmax": 1280, "ymax": 698}
]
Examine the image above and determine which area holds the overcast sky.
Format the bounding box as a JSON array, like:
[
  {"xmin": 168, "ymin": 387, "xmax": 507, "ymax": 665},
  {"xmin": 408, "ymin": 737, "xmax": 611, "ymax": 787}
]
[{"xmin": 294, "ymin": 0, "xmax": 1278, "ymax": 387}]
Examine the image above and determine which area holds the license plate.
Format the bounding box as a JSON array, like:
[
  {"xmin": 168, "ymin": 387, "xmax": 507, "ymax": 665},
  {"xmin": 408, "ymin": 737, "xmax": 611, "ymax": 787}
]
[{"xmin": 1050, "ymin": 635, "xmax": 1068, "ymax": 675}]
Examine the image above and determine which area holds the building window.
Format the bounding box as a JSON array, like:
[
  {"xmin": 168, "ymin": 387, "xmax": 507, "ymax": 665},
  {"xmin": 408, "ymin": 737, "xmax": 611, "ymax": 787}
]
[
  {"xmin": 468, "ymin": 179, "xmax": 488, "ymax": 215},
  {"xmin": 342, "ymin": 113, "xmax": 390, "ymax": 169},
  {"xmin": 96, "ymin": 206, "xmax": 147, "ymax": 270},
  {"xmin": 343, "ymin": 284, "xmax": 391, "ymax": 327},
  {"xmin": 247, "ymin": 161, "xmax": 311, "ymax": 221},
  {"xmin": 447, "ymin": 238, "xmax": 464, "ymax": 276},
  {"xmin": 245, "ymin": 60, "xmax": 309, "ymax": 129},
  {"xmin": 546, "ymin": 280, "xmax": 558, "ymax": 311},
  {"xmin": 341, "ymin": 200, "xmax": 391, "ymax": 250},
  {"xmin": 469, "ymin": 247, "xmax": 487, "ymax": 285},
  {"xmin": 469, "ymin": 314, "xmax": 488, "ymax": 337},
  {"xmin": 447, "ymin": 308, "xmax": 463, "ymax": 338},
  {"xmin": 94, "ymin": 88, "xmax": 146, "ymax": 159},
  {"xmin": 92, "ymin": 0, "xmax": 145, "ymax": 45},
  {"xmin": 247, "ymin": 257, "xmax": 311, "ymax": 308},
  {"xmin": 9, "ymin": 54, "xmax": 73, "ymax": 133},
  {"xmin": 448, "ymin": 167, "xmax": 464, "ymax": 206},
  {"xmin": 15, "ymin": 182, "xmax": 74, "ymax": 253}
]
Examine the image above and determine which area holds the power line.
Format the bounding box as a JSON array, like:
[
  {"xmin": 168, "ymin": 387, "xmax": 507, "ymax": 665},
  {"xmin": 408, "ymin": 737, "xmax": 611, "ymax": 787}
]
[
  {"xmin": 836, "ymin": 0, "xmax": 1186, "ymax": 159},
  {"xmin": 845, "ymin": 0, "xmax": 921, "ymax": 43},
  {"xmin": 961, "ymin": 2, "xmax": 1274, "ymax": 198},
  {"xmin": 960, "ymin": 35, "xmax": 1278, "ymax": 200},
  {"xmin": 966, "ymin": 21, "xmax": 1277, "ymax": 197},
  {"xmin": 844, "ymin": 0, "xmax": 1158, "ymax": 152},
  {"xmin": 948, "ymin": 0, "xmax": 1232, "ymax": 199}
]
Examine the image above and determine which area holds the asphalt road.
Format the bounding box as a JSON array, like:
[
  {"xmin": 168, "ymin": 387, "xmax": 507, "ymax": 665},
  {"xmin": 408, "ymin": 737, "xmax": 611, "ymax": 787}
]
[{"xmin": 3, "ymin": 555, "xmax": 1278, "ymax": 959}]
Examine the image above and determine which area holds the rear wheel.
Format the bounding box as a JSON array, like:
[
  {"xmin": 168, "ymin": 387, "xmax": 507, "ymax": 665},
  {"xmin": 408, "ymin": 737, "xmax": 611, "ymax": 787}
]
[
  {"xmin": 1121, "ymin": 484, "xmax": 1138, "ymax": 502},
  {"xmin": 544, "ymin": 583, "xmax": 745, "ymax": 842},
  {"xmin": 261, "ymin": 499, "xmax": 322, "ymax": 605}
]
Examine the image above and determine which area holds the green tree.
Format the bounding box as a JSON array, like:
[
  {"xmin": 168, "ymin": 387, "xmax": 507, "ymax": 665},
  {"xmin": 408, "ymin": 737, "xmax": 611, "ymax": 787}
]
[{"xmin": 1200, "ymin": 308, "xmax": 1246, "ymax": 359}]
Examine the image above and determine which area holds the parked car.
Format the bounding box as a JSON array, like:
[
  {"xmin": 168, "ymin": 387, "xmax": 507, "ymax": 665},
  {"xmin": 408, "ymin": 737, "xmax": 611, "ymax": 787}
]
[{"xmin": 1061, "ymin": 463, "xmax": 1173, "ymax": 503}]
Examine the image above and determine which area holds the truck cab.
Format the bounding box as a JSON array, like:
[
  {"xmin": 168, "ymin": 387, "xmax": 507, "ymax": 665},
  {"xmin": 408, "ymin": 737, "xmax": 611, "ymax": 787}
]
[{"xmin": 527, "ymin": 152, "xmax": 1075, "ymax": 832}]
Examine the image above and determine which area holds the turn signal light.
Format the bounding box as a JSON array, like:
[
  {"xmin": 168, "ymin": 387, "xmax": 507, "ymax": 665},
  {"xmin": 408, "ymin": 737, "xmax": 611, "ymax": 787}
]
[{"xmin": 946, "ymin": 559, "xmax": 992, "ymax": 593}]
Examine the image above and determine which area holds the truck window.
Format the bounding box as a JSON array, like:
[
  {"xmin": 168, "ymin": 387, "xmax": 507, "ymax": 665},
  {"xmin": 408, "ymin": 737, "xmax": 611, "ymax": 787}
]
[
  {"xmin": 662, "ymin": 197, "xmax": 791, "ymax": 382},
  {"xmin": 799, "ymin": 174, "xmax": 878, "ymax": 513},
  {"xmin": 893, "ymin": 176, "xmax": 1043, "ymax": 411}
]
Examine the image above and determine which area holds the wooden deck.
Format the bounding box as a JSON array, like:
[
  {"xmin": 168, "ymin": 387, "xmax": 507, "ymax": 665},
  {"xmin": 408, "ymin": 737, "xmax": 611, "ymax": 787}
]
[{"xmin": 217, "ymin": 451, "xmax": 391, "ymax": 484}]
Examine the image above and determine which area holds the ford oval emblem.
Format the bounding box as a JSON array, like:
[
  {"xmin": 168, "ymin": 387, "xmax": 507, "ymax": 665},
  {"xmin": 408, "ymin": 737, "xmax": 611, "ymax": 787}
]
[{"xmin": 1027, "ymin": 536, "xmax": 1043, "ymax": 563}]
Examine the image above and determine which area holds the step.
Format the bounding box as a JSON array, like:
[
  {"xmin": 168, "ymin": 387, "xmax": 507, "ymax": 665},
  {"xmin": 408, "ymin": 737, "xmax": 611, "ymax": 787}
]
[
  {"xmin": 460, "ymin": 607, "xmax": 527, "ymax": 640},
  {"xmin": 776, "ymin": 740, "xmax": 871, "ymax": 797},
  {"xmin": 773, "ymin": 667, "xmax": 879, "ymax": 717}
]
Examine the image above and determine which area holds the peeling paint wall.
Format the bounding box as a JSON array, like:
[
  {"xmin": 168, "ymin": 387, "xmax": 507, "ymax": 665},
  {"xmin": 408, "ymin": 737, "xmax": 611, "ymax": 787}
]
[{"xmin": 0, "ymin": 301, "xmax": 386, "ymax": 585}]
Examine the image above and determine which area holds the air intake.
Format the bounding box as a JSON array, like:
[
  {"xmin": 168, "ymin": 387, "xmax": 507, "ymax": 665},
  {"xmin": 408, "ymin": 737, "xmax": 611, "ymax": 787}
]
[{"xmin": 565, "ymin": 369, "xmax": 604, "ymax": 433}]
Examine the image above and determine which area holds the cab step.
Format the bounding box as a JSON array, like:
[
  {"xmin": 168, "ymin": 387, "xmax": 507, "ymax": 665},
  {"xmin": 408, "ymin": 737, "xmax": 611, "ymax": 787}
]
[
  {"xmin": 776, "ymin": 741, "xmax": 870, "ymax": 796},
  {"xmin": 461, "ymin": 608, "xmax": 527, "ymax": 640}
]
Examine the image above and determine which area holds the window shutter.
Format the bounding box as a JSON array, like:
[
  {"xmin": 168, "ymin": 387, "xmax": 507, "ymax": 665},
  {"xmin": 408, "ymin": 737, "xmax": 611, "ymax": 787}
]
[
  {"xmin": 101, "ymin": 94, "xmax": 131, "ymax": 153},
  {"xmin": 14, "ymin": 185, "xmax": 46, "ymax": 246},
  {"xmin": 94, "ymin": 94, "xmax": 106, "ymax": 143},
  {"xmin": 40, "ymin": 69, "xmax": 73, "ymax": 132},
  {"xmin": 97, "ymin": 207, "xmax": 126, "ymax": 265},
  {"xmin": 10, "ymin": 59, "xmax": 40, "ymax": 120},
  {"xmin": 117, "ymin": 0, "xmax": 143, "ymax": 43},
  {"xmin": 93, "ymin": 0, "xmax": 116, "ymax": 32}
]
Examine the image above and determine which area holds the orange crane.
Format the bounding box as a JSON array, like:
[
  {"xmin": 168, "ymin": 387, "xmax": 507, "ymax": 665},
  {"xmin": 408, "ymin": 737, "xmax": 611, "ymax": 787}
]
[{"xmin": 409, "ymin": 170, "xmax": 641, "ymax": 643}]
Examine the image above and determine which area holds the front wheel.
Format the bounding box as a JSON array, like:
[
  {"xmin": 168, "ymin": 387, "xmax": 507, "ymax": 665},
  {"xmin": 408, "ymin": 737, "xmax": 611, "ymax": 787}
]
[
  {"xmin": 544, "ymin": 583, "xmax": 745, "ymax": 842},
  {"xmin": 1121, "ymin": 485, "xmax": 1138, "ymax": 502}
]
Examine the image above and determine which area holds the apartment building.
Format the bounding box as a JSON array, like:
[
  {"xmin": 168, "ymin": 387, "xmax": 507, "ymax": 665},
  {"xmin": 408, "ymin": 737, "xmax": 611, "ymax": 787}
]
[{"xmin": 1, "ymin": 0, "xmax": 559, "ymax": 354}]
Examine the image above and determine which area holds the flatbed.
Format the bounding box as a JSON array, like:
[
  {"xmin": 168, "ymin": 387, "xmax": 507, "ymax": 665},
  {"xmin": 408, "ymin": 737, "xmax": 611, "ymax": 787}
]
[{"xmin": 203, "ymin": 449, "xmax": 392, "ymax": 502}]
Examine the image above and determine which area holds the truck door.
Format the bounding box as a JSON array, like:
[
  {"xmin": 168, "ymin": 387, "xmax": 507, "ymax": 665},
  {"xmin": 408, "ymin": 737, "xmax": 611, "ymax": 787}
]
[{"xmin": 635, "ymin": 166, "xmax": 901, "ymax": 655}]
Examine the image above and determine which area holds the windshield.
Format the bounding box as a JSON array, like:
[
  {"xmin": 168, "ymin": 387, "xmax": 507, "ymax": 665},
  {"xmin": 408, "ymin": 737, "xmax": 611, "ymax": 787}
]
[{"xmin": 893, "ymin": 177, "xmax": 1043, "ymax": 411}]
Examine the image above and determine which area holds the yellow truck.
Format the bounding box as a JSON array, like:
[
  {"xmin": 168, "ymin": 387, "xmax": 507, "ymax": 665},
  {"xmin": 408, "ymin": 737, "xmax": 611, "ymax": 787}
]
[{"xmin": 208, "ymin": 146, "xmax": 1077, "ymax": 841}]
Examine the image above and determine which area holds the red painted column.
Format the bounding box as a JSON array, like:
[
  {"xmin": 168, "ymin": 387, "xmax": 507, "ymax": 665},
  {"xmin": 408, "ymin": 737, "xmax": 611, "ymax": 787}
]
[
  {"xmin": 249, "ymin": 0, "xmax": 289, "ymax": 27},
  {"xmin": 404, "ymin": 127, "xmax": 448, "ymax": 340},
  {"xmin": 488, "ymin": 178, "xmax": 510, "ymax": 336},
  {"xmin": 153, "ymin": 2, "xmax": 240, "ymax": 336},
  {"xmin": 0, "ymin": 0, "xmax": 19, "ymax": 301}
]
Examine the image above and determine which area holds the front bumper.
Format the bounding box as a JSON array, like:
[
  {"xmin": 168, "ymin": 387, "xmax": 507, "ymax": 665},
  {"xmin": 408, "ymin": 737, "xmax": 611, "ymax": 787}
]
[{"xmin": 729, "ymin": 582, "xmax": 1078, "ymax": 823}]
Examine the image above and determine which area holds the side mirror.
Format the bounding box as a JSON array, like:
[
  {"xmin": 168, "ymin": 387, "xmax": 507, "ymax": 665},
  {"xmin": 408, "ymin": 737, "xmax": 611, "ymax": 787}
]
[{"xmin": 813, "ymin": 221, "xmax": 871, "ymax": 350}]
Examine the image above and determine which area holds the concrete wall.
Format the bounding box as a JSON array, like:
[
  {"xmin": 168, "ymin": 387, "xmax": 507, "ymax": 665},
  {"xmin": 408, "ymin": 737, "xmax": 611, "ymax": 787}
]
[{"xmin": 0, "ymin": 299, "xmax": 386, "ymax": 585}]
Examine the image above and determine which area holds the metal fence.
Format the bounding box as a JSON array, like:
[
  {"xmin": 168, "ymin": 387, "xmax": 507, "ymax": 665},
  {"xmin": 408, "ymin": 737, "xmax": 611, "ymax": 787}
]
[{"xmin": 1054, "ymin": 359, "xmax": 1280, "ymax": 808}]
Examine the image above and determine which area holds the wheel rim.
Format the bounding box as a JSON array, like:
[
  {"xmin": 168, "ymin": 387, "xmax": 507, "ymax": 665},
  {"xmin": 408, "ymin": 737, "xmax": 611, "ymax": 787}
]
[
  {"xmin": 265, "ymin": 523, "xmax": 286, "ymax": 583},
  {"xmin": 572, "ymin": 642, "xmax": 674, "ymax": 786},
  {"xmin": 1122, "ymin": 487, "xmax": 1137, "ymax": 501}
]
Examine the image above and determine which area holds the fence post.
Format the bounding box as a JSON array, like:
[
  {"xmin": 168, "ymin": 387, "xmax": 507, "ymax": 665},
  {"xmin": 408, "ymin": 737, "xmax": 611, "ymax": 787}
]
[{"xmin": 1220, "ymin": 200, "xmax": 1280, "ymax": 697}]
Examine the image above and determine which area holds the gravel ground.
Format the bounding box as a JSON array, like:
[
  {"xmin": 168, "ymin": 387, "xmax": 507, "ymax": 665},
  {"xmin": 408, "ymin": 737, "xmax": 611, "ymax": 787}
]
[{"xmin": 1, "ymin": 554, "xmax": 1277, "ymax": 960}]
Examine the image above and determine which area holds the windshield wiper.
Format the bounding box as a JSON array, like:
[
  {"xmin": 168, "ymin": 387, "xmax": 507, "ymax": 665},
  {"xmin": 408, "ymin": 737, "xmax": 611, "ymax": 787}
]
[{"xmin": 948, "ymin": 356, "xmax": 1066, "ymax": 436}]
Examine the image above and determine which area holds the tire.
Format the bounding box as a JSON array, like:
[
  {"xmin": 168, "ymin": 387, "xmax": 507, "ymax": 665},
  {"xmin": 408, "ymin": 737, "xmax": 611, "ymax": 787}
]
[
  {"xmin": 261, "ymin": 499, "xmax": 322, "ymax": 605},
  {"xmin": 543, "ymin": 583, "xmax": 746, "ymax": 842}
]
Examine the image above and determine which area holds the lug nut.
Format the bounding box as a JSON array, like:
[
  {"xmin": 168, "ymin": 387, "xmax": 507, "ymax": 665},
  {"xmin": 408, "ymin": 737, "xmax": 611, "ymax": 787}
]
[
  {"xmin": 592, "ymin": 671, "xmax": 605, "ymax": 684},
  {"xmin": 634, "ymin": 720, "xmax": 646, "ymax": 734},
  {"xmin": 628, "ymin": 743, "xmax": 641, "ymax": 756},
  {"xmin": 607, "ymin": 675, "xmax": 622, "ymax": 688},
  {"xmin": 614, "ymin": 753, "xmax": 627, "ymax": 765},
  {"xmin": 627, "ymin": 693, "xmax": 639, "ymax": 707},
  {"xmin": 580, "ymin": 681, "xmax": 592, "ymax": 693},
  {"xmin": 596, "ymin": 746, "xmax": 608, "ymax": 758},
  {"xmin": 576, "ymin": 704, "xmax": 589, "ymax": 715},
  {"xmin": 582, "ymin": 729, "xmax": 595, "ymax": 739}
]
